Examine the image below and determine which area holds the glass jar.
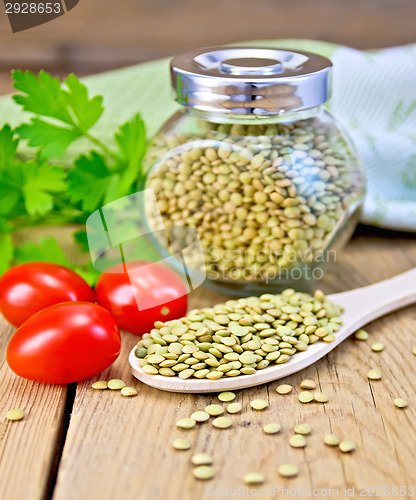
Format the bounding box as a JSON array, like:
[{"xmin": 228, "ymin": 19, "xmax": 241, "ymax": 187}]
[{"xmin": 144, "ymin": 47, "xmax": 366, "ymax": 295}]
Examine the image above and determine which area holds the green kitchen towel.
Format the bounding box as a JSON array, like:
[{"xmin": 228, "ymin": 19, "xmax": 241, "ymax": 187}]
[{"xmin": 1, "ymin": 39, "xmax": 415, "ymax": 230}]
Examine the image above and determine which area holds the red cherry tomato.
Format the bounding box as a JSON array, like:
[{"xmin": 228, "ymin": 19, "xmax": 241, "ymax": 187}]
[
  {"xmin": 95, "ymin": 261, "xmax": 188, "ymax": 335},
  {"xmin": 0, "ymin": 262, "xmax": 95, "ymax": 327},
  {"xmin": 7, "ymin": 302, "xmax": 121, "ymax": 384}
]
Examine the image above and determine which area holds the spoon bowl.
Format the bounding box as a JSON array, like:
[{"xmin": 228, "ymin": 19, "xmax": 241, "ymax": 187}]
[{"xmin": 129, "ymin": 268, "xmax": 416, "ymax": 392}]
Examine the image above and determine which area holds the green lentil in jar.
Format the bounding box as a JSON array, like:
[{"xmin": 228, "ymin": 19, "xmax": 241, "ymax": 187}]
[
  {"xmin": 146, "ymin": 119, "xmax": 364, "ymax": 283},
  {"xmin": 135, "ymin": 290, "xmax": 343, "ymax": 380}
]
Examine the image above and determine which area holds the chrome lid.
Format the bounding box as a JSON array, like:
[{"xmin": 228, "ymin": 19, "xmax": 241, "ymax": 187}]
[{"xmin": 171, "ymin": 46, "xmax": 332, "ymax": 115}]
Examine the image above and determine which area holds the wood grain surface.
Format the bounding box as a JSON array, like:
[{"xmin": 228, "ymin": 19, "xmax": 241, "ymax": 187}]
[
  {"xmin": 1, "ymin": 0, "xmax": 416, "ymax": 95},
  {"xmin": 45, "ymin": 228, "xmax": 415, "ymax": 500},
  {"xmin": 1, "ymin": 3, "xmax": 416, "ymax": 497}
]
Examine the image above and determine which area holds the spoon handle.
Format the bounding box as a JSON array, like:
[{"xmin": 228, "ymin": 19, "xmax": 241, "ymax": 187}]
[{"xmin": 330, "ymin": 267, "xmax": 416, "ymax": 332}]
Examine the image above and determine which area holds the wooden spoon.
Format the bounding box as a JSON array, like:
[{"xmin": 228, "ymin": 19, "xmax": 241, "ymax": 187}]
[{"xmin": 129, "ymin": 268, "xmax": 416, "ymax": 393}]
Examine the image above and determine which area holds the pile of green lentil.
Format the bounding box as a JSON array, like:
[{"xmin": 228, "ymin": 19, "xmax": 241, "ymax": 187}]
[
  {"xmin": 134, "ymin": 288, "xmax": 343, "ymax": 379},
  {"xmin": 146, "ymin": 117, "xmax": 365, "ymax": 281}
]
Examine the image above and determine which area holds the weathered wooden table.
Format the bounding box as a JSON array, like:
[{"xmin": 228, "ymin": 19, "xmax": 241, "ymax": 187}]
[{"xmin": 1, "ymin": 226, "xmax": 415, "ymax": 500}]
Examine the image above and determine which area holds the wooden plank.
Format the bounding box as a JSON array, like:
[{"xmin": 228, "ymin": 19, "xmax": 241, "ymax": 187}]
[
  {"xmin": 0, "ymin": 316, "xmax": 68, "ymax": 500},
  {"xmin": 53, "ymin": 230, "xmax": 416, "ymax": 500},
  {"xmin": 1, "ymin": 0, "xmax": 415, "ymax": 80},
  {"xmin": 0, "ymin": 227, "xmax": 85, "ymax": 500}
]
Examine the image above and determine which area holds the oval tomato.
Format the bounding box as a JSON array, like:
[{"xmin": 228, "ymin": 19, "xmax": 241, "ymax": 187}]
[
  {"xmin": 95, "ymin": 261, "xmax": 188, "ymax": 335},
  {"xmin": 0, "ymin": 262, "xmax": 95, "ymax": 327},
  {"xmin": 7, "ymin": 302, "xmax": 121, "ymax": 384}
]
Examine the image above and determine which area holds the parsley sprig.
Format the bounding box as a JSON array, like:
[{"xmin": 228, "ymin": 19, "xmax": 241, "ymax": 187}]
[{"xmin": 0, "ymin": 70, "xmax": 149, "ymax": 280}]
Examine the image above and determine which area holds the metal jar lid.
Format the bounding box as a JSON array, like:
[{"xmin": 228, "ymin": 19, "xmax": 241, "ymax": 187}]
[{"xmin": 171, "ymin": 46, "xmax": 332, "ymax": 115}]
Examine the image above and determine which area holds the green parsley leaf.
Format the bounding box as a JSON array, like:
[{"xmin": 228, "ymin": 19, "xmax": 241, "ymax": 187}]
[
  {"xmin": 69, "ymin": 152, "xmax": 114, "ymax": 212},
  {"xmin": 63, "ymin": 74, "xmax": 104, "ymax": 131},
  {"xmin": 12, "ymin": 70, "xmax": 74, "ymax": 125},
  {"xmin": 0, "ymin": 232, "xmax": 13, "ymax": 275},
  {"xmin": 12, "ymin": 71, "xmax": 104, "ymax": 158},
  {"xmin": 14, "ymin": 236, "xmax": 100, "ymax": 285},
  {"xmin": 17, "ymin": 118, "xmax": 82, "ymax": 159},
  {"xmin": 69, "ymin": 151, "xmax": 139, "ymax": 212},
  {"xmin": 0, "ymin": 159, "xmax": 67, "ymax": 217},
  {"xmin": 115, "ymin": 113, "xmax": 147, "ymax": 167},
  {"xmin": 0, "ymin": 124, "xmax": 18, "ymax": 171},
  {"xmin": 14, "ymin": 236, "xmax": 72, "ymax": 267}
]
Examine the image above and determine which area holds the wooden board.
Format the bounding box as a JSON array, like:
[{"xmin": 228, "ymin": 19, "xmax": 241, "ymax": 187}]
[
  {"xmin": 51, "ymin": 229, "xmax": 416, "ymax": 500},
  {"xmin": 0, "ymin": 315, "xmax": 68, "ymax": 500},
  {"xmin": 1, "ymin": 0, "xmax": 416, "ymax": 95}
]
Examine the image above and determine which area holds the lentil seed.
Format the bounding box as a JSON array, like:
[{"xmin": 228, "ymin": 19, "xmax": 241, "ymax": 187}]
[
  {"xmin": 191, "ymin": 411, "xmax": 210, "ymax": 422},
  {"xmin": 354, "ymin": 329, "xmax": 369, "ymax": 341},
  {"xmin": 250, "ymin": 399, "xmax": 268, "ymax": 411},
  {"xmin": 278, "ymin": 464, "xmax": 299, "ymax": 478},
  {"xmin": 299, "ymin": 391, "xmax": 314, "ymax": 403},
  {"xmin": 226, "ymin": 403, "xmax": 242, "ymax": 414},
  {"xmin": 324, "ymin": 433, "xmax": 340, "ymax": 446},
  {"xmin": 244, "ymin": 473, "xmax": 265, "ymax": 484},
  {"xmin": 107, "ymin": 379, "xmax": 126, "ymax": 390},
  {"xmin": 339, "ymin": 441, "xmax": 355, "ymax": 453},
  {"xmin": 205, "ymin": 404, "xmax": 224, "ymax": 416},
  {"xmin": 367, "ymin": 369, "xmax": 381, "ymax": 380},
  {"xmin": 193, "ymin": 466, "xmax": 215, "ymax": 480},
  {"xmin": 276, "ymin": 384, "xmax": 293, "ymax": 395},
  {"xmin": 394, "ymin": 398, "xmax": 408, "ymax": 408},
  {"xmin": 371, "ymin": 342, "xmax": 384, "ymax": 352},
  {"xmin": 218, "ymin": 392, "xmax": 236, "ymax": 402},
  {"xmin": 172, "ymin": 438, "xmax": 191, "ymax": 450},
  {"xmin": 6, "ymin": 408, "xmax": 24, "ymax": 421},
  {"xmin": 212, "ymin": 416, "xmax": 233, "ymax": 429},
  {"xmin": 121, "ymin": 387, "xmax": 138, "ymax": 397},
  {"xmin": 92, "ymin": 381, "xmax": 108, "ymax": 390},
  {"xmin": 294, "ymin": 424, "xmax": 312, "ymax": 435},
  {"xmin": 263, "ymin": 423, "xmax": 281, "ymax": 434},
  {"xmin": 192, "ymin": 453, "xmax": 212, "ymax": 465},
  {"xmin": 177, "ymin": 418, "xmax": 196, "ymax": 429}
]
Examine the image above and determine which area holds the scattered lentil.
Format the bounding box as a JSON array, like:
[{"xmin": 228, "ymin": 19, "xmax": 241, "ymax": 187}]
[
  {"xmin": 107, "ymin": 379, "xmax": 126, "ymax": 390},
  {"xmin": 177, "ymin": 418, "xmax": 196, "ymax": 429},
  {"xmin": 314, "ymin": 392, "xmax": 329, "ymax": 403},
  {"xmin": 91, "ymin": 381, "xmax": 108, "ymax": 390},
  {"xmin": 250, "ymin": 399, "xmax": 268, "ymax": 411},
  {"xmin": 172, "ymin": 438, "xmax": 191, "ymax": 450},
  {"xmin": 394, "ymin": 398, "xmax": 408, "ymax": 409},
  {"xmin": 367, "ymin": 369, "xmax": 381, "ymax": 380},
  {"xmin": 191, "ymin": 411, "xmax": 210, "ymax": 423},
  {"xmin": 298, "ymin": 391, "xmax": 314, "ymax": 403},
  {"xmin": 300, "ymin": 379, "xmax": 316, "ymax": 390},
  {"xmin": 212, "ymin": 416, "xmax": 232, "ymax": 429},
  {"xmin": 339, "ymin": 441, "xmax": 355, "ymax": 453},
  {"xmin": 192, "ymin": 453, "xmax": 213, "ymax": 465},
  {"xmin": 371, "ymin": 342, "xmax": 384, "ymax": 352},
  {"xmin": 218, "ymin": 392, "xmax": 236, "ymax": 402},
  {"xmin": 289, "ymin": 434, "xmax": 307, "ymax": 448},
  {"xmin": 354, "ymin": 329, "xmax": 369, "ymax": 341},
  {"xmin": 205, "ymin": 404, "xmax": 224, "ymax": 416},
  {"xmin": 294, "ymin": 424, "xmax": 311, "ymax": 435},
  {"xmin": 244, "ymin": 473, "xmax": 265, "ymax": 484},
  {"xmin": 263, "ymin": 423, "xmax": 281, "ymax": 434},
  {"xmin": 193, "ymin": 466, "xmax": 215, "ymax": 480},
  {"xmin": 278, "ymin": 464, "xmax": 299, "ymax": 478},
  {"xmin": 226, "ymin": 403, "xmax": 242, "ymax": 414},
  {"xmin": 276, "ymin": 384, "xmax": 293, "ymax": 395},
  {"xmin": 324, "ymin": 434, "xmax": 340, "ymax": 446},
  {"xmin": 6, "ymin": 408, "xmax": 24, "ymax": 421},
  {"xmin": 121, "ymin": 387, "xmax": 138, "ymax": 397}
]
